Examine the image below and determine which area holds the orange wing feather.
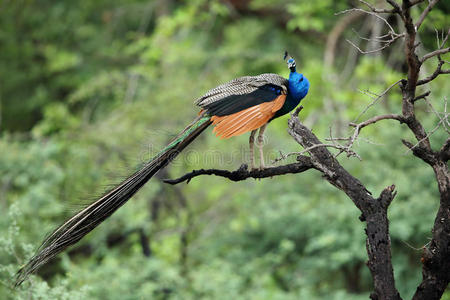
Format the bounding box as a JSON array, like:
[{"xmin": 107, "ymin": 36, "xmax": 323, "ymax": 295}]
[{"xmin": 210, "ymin": 94, "xmax": 286, "ymax": 139}]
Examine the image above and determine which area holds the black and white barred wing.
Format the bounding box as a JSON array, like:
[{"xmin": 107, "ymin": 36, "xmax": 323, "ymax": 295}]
[{"xmin": 195, "ymin": 73, "xmax": 288, "ymax": 116}]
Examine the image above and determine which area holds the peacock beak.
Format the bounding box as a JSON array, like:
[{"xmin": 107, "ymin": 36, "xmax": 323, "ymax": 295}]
[
  {"xmin": 287, "ymin": 59, "xmax": 296, "ymax": 72},
  {"xmin": 288, "ymin": 64, "xmax": 296, "ymax": 72}
]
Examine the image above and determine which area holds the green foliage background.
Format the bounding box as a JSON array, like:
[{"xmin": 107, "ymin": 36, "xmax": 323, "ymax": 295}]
[{"xmin": 0, "ymin": 0, "xmax": 449, "ymax": 299}]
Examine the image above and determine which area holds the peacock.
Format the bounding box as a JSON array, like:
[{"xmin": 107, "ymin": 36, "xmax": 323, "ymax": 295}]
[{"xmin": 15, "ymin": 52, "xmax": 310, "ymax": 285}]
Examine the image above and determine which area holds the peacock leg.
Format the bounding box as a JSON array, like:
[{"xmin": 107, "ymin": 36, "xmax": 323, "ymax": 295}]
[
  {"xmin": 257, "ymin": 124, "xmax": 267, "ymax": 169},
  {"xmin": 249, "ymin": 130, "xmax": 257, "ymax": 170}
]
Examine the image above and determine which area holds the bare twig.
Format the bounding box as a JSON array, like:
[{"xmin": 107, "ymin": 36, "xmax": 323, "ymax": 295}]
[
  {"xmin": 418, "ymin": 29, "xmax": 450, "ymax": 84},
  {"xmin": 413, "ymin": 90, "xmax": 431, "ymax": 102},
  {"xmin": 438, "ymin": 28, "xmax": 450, "ymax": 49},
  {"xmin": 358, "ymin": 0, "xmax": 396, "ymax": 13},
  {"xmin": 404, "ymin": 117, "xmax": 448, "ymax": 154},
  {"xmin": 415, "ymin": 0, "xmax": 440, "ymax": 31},
  {"xmin": 340, "ymin": 9, "xmax": 404, "ymax": 54},
  {"xmin": 353, "ymin": 80, "xmax": 403, "ymax": 122},
  {"xmin": 347, "ymin": 114, "xmax": 405, "ymax": 151},
  {"xmin": 272, "ymin": 143, "xmax": 361, "ymax": 164},
  {"xmin": 417, "ymin": 60, "xmax": 449, "ymax": 85},
  {"xmin": 423, "ymin": 97, "xmax": 450, "ymax": 134},
  {"xmin": 336, "ymin": 8, "xmax": 397, "ymax": 33},
  {"xmin": 324, "ymin": 11, "xmax": 364, "ymax": 68},
  {"xmin": 351, "ymin": 28, "xmax": 394, "ymax": 42},
  {"xmin": 350, "ymin": 114, "xmax": 406, "ymax": 129},
  {"xmin": 433, "ymin": 28, "xmax": 450, "ymax": 54},
  {"xmin": 421, "ymin": 47, "xmax": 450, "ymax": 63},
  {"xmin": 402, "ymin": 239, "xmax": 427, "ymax": 251},
  {"xmin": 346, "ymin": 37, "xmax": 402, "ymax": 54}
]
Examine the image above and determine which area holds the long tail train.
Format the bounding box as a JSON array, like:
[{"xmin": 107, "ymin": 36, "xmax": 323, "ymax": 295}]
[{"xmin": 15, "ymin": 115, "xmax": 212, "ymax": 286}]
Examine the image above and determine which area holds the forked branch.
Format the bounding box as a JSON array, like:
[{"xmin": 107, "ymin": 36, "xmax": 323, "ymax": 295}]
[{"xmin": 167, "ymin": 114, "xmax": 401, "ymax": 300}]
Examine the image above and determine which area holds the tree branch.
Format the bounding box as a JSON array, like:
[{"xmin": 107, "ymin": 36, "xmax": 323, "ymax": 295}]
[
  {"xmin": 417, "ymin": 29, "xmax": 449, "ymax": 85},
  {"xmin": 163, "ymin": 157, "xmax": 315, "ymax": 185},
  {"xmin": 412, "ymin": 158, "xmax": 450, "ymax": 300},
  {"xmin": 350, "ymin": 114, "xmax": 405, "ymax": 129},
  {"xmin": 358, "ymin": 0, "xmax": 396, "ymax": 13},
  {"xmin": 340, "ymin": 114, "xmax": 406, "ymax": 154},
  {"xmin": 164, "ymin": 2, "xmax": 449, "ymax": 298},
  {"xmin": 353, "ymin": 80, "xmax": 403, "ymax": 122},
  {"xmin": 417, "ymin": 60, "xmax": 449, "ymax": 85},
  {"xmin": 166, "ymin": 111, "xmax": 402, "ymax": 298},
  {"xmin": 413, "ymin": 90, "xmax": 431, "ymax": 102},
  {"xmin": 325, "ymin": 10, "xmax": 364, "ymax": 67},
  {"xmin": 402, "ymin": 1, "xmax": 421, "ymax": 92},
  {"xmin": 415, "ymin": 0, "xmax": 439, "ymax": 31},
  {"xmin": 387, "ymin": 1, "xmax": 450, "ymax": 298},
  {"xmin": 401, "ymin": 139, "xmax": 437, "ymax": 165},
  {"xmin": 421, "ymin": 47, "xmax": 450, "ymax": 63},
  {"xmin": 287, "ymin": 115, "xmax": 401, "ymax": 300},
  {"xmin": 336, "ymin": 8, "xmax": 404, "ymax": 55},
  {"xmin": 316, "ymin": 0, "xmax": 450, "ymax": 297}
]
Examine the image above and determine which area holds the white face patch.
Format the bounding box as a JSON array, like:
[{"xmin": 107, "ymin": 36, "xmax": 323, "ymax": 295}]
[{"xmin": 287, "ymin": 59, "xmax": 296, "ymax": 70}]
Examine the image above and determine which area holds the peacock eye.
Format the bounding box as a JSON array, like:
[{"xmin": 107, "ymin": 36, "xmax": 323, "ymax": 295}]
[{"xmin": 299, "ymin": 77, "xmax": 303, "ymax": 82}]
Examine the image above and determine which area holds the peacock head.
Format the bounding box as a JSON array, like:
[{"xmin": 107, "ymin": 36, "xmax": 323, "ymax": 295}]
[
  {"xmin": 284, "ymin": 51, "xmax": 309, "ymax": 99},
  {"xmin": 284, "ymin": 51, "xmax": 296, "ymax": 72}
]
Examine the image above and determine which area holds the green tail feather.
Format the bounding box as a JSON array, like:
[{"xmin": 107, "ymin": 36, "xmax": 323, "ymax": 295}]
[
  {"xmin": 160, "ymin": 116, "xmax": 211, "ymax": 155},
  {"xmin": 15, "ymin": 115, "xmax": 211, "ymax": 286}
]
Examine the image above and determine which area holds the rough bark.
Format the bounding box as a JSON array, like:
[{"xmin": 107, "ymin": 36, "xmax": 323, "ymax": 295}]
[
  {"xmin": 166, "ymin": 114, "xmax": 402, "ymax": 300},
  {"xmin": 288, "ymin": 115, "xmax": 401, "ymax": 300},
  {"xmin": 396, "ymin": 1, "xmax": 450, "ymax": 298}
]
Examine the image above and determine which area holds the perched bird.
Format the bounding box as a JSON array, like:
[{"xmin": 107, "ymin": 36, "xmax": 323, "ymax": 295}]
[{"xmin": 15, "ymin": 53, "xmax": 309, "ymax": 285}]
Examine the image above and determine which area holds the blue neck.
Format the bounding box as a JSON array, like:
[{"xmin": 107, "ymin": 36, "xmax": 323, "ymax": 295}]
[
  {"xmin": 271, "ymin": 71, "xmax": 310, "ymax": 120},
  {"xmin": 288, "ymin": 70, "xmax": 309, "ymax": 101}
]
